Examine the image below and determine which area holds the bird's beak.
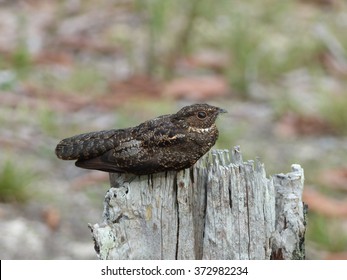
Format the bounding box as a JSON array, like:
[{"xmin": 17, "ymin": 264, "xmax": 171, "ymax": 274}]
[{"xmin": 218, "ymin": 108, "xmax": 228, "ymax": 114}]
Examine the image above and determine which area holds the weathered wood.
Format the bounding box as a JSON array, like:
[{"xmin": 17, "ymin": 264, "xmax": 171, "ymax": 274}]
[
  {"xmin": 270, "ymin": 164, "xmax": 306, "ymax": 260},
  {"xmin": 89, "ymin": 146, "xmax": 306, "ymax": 260}
]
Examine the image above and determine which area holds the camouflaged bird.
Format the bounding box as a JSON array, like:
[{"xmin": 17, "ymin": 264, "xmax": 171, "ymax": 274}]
[{"xmin": 55, "ymin": 103, "xmax": 226, "ymax": 175}]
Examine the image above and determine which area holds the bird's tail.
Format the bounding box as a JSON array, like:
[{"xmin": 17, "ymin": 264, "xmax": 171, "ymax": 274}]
[{"xmin": 55, "ymin": 129, "xmax": 119, "ymax": 160}]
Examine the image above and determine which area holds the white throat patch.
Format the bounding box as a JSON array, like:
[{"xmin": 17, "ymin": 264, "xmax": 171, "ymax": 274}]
[{"xmin": 188, "ymin": 126, "xmax": 214, "ymax": 133}]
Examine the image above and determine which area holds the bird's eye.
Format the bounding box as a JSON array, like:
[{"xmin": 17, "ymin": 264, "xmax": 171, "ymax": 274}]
[{"xmin": 197, "ymin": 111, "xmax": 207, "ymax": 119}]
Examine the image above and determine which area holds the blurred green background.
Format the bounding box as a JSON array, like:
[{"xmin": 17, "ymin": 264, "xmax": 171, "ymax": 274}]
[{"xmin": 0, "ymin": 0, "xmax": 347, "ymax": 259}]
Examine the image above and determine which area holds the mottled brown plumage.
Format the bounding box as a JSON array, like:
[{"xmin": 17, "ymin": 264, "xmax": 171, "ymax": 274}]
[{"xmin": 55, "ymin": 104, "xmax": 226, "ymax": 175}]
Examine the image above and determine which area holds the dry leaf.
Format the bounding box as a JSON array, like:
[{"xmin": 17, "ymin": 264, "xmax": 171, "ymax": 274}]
[
  {"xmin": 97, "ymin": 75, "xmax": 162, "ymax": 108},
  {"xmin": 42, "ymin": 207, "xmax": 61, "ymax": 231},
  {"xmin": 303, "ymin": 187, "xmax": 347, "ymax": 217},
  {"xmin": 35, "ymin": 51, "xmax": 74, "ymax": 66},
  {"xmin": 179, "ymin": 50, "xmax": 229, "ymax": 72},
  {"xmin": 275, "ymin": 112, "xmax": 334, "ymax": 137},
  {"xmin": 320, "ymin": 168, "xmax": 347, "ymax": 192},
  {"xmin": 163, "ymin": 76, "xmax": 228, "ymax": 101},
  {"xmin": 325, "ymin": 251, "xmax": 347, "ymax": 260}
]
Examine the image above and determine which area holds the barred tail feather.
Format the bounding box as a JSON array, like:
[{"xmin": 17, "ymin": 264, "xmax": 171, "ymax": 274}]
[{"xmin": 55, "ymin": 129, "xmax": 119, "ymax": 160}]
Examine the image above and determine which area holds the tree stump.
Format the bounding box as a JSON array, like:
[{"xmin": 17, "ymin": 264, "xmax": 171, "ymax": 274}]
[{"xmin": 89, "ymin": 146, "xmax": 306, "ymax": 260}]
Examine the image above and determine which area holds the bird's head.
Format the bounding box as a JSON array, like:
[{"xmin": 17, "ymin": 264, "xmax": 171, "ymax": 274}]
[{"xmin": 173, "ymin": 103, "xmax": 227, "ymax": 130}]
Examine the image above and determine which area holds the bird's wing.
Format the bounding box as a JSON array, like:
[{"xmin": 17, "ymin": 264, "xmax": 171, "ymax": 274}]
[
  {"xmin": 75, "ymin": 154, "xmax": 126, "ymax": 173},
  {"xmin": 135, "ymin": 117, "xmax": 187, "ymax": 148},
  {"xmin": 75, "ymin": 120, "xmax": 187, "ymax": 174}
]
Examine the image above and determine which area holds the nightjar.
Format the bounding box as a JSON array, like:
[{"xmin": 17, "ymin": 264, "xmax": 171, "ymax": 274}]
[{"xmin": 55, "ymin": 103, "xmax": 226, "ymax": 175}]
